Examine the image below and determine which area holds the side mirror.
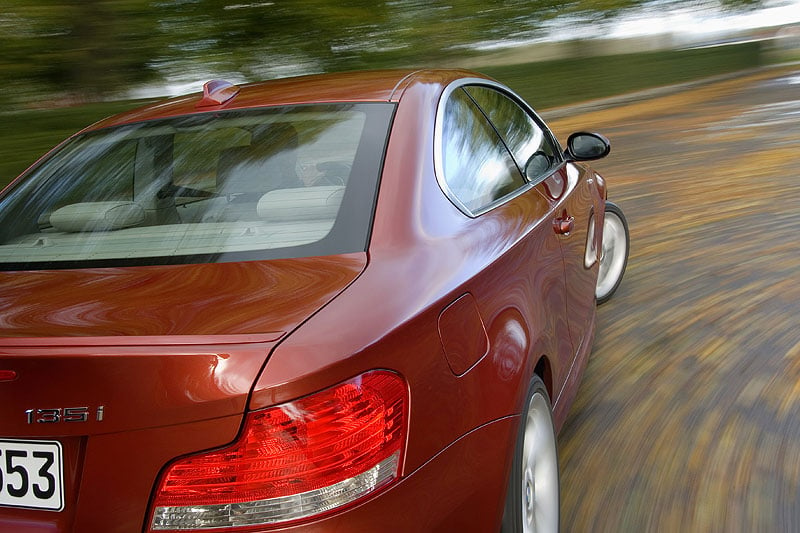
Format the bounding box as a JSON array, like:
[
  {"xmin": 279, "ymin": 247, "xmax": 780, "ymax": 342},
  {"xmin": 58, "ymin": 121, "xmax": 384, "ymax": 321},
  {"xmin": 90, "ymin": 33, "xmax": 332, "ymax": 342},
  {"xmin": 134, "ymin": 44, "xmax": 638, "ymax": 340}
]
[{"xmin": 565, "ymin": 132, "xmax": 610, "ymax": 161}]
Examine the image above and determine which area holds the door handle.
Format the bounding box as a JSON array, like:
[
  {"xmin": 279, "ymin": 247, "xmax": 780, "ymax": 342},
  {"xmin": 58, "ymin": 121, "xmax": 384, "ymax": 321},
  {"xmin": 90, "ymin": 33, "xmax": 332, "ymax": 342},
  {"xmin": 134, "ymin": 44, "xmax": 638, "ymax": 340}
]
[{"xmin": 553, "ymin": 212, "xmax": 574, "ymax": 235}]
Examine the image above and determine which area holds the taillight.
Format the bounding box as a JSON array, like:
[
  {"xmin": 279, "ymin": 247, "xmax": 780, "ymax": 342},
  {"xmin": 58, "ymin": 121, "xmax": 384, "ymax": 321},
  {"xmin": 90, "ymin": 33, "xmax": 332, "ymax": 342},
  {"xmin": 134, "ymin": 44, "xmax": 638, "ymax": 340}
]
[{"xmin": 148, "ymin": 370, "xmax": 407, "ymax": 531}]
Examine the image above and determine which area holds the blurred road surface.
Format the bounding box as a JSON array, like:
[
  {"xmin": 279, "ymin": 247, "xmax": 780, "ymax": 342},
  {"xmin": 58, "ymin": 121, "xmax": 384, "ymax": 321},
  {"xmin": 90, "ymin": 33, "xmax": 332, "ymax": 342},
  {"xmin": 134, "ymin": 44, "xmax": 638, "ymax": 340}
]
[{"xmin": 548, "ymin": 66, "xmax": 800, "ymax": 532}]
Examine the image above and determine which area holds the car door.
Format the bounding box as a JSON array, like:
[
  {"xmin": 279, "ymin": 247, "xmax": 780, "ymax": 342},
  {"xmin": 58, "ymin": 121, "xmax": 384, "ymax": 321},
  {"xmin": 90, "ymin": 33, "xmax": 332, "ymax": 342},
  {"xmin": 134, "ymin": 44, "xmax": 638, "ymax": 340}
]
[{"xmin": 545, "ymin": 162, "xmax": 598, "ymax": 351}]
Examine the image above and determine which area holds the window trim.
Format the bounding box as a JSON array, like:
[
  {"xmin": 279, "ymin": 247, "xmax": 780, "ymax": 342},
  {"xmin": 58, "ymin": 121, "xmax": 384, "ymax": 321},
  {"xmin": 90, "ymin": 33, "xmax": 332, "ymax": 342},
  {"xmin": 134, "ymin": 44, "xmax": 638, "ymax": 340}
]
[{"xmin": 433, "ymin": 78, "xmax": 563, "ymax": 218}]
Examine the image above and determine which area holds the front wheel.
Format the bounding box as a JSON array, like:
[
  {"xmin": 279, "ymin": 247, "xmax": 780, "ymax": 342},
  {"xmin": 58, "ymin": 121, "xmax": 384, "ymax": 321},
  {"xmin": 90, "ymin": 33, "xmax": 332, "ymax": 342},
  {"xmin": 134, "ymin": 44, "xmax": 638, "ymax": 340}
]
[
  {"xmin": 596, "ymin": 201, "xmax": 629, "ymax": 304},
  {"xmin": 502, "ymin": 376, "xmax": 560, "ymax": 533}
]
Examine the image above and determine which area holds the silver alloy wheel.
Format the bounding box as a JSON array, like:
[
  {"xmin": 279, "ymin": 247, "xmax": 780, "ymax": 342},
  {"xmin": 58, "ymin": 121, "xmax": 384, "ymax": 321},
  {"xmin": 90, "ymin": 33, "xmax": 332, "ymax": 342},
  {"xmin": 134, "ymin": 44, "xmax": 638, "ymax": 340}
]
[
  {"xmin": 596, "ymin": 203, "xmax": 629, "ymax": 303},
  {"xmin": 521, "ymin": 391, "xmax": 559, "ymax": 533}
]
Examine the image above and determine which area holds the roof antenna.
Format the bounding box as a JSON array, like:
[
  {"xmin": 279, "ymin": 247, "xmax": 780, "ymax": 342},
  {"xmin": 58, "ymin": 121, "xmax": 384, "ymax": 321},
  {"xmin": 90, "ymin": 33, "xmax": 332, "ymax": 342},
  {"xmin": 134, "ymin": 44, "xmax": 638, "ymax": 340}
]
[{"xmin": 197, "ymin": 80, "xmax": 240, "ymax": 108}]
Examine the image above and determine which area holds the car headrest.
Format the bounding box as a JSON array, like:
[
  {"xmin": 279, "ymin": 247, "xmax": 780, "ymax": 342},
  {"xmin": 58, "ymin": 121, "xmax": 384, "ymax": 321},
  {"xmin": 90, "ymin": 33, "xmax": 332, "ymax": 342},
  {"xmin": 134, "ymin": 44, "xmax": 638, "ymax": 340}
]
[
  {"xmin": 256, "ymin": 186, "xmax": 345, "ymax": 222},
  {"xmin": 49, "ymin": 201, "xmax": 145, "ymax": 232},
  {"xmin": 217, "ymin": 124, "xmax": 301, "ymax": 195}
]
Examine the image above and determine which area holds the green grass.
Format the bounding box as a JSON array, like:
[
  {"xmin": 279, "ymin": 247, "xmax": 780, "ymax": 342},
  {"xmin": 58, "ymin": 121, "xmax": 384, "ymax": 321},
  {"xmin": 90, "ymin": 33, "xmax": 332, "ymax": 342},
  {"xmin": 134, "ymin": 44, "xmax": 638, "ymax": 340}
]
[
  {"xmin": 0, "ymin": 101, "xmax": 150, "ymax": 187},
  {"xmin": 478, "ymin": 41, "xmax": 762, "ymax": 109},
  {"xmin": 0, "ymin": 42, "xmax": 762, "ymax": 188}
]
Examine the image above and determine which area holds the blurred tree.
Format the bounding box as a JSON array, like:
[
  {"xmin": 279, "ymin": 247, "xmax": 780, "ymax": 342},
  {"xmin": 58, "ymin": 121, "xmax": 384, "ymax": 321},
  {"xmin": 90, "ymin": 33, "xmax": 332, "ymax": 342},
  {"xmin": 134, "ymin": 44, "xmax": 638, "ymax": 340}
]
[
  {"xmin": 1, "ymin": 0, "xmax": 763, "ymax": 103},
  {"xmin": 1, "ymin": 0, "xmax": 161, "ymax": 101},
  {"xmin": 151, "ymin": 0, "xmax": 767, "ymax": 77},
  {"xmin": 151, "ymin": 0, "xmax": 642, "ymax": 74},
  {"xmin": 152, "ymin": 0, "xmax": 383, "ymax": 76}
]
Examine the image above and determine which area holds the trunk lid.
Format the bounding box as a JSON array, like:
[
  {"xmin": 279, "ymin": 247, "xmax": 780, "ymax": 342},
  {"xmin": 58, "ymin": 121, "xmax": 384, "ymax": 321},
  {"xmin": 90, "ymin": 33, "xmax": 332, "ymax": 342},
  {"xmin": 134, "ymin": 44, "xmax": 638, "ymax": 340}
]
[{"xmin": 0, "ymin": 253, "xmax": 365, "ymax": 532}]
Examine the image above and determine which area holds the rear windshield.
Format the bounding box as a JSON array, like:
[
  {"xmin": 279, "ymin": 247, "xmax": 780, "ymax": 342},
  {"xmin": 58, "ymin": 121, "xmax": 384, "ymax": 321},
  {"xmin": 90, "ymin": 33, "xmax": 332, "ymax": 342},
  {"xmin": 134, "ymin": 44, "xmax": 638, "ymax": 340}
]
[{"xmin": 0, "ymin": 103, "xmax": 394, "ymax": 270}]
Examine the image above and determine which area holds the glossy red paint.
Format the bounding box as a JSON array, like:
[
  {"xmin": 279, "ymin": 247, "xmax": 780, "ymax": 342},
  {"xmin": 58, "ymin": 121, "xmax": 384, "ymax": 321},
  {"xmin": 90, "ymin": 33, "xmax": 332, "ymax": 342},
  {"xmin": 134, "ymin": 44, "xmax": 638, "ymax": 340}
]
[
  {"xmin": 89, "ymin": 70, "xmax": 420, "ymax": 131},
  {"xmin": 197, "ymin": 79, "xmax": 240, "ymax": 108},
  {"xmin": 438, "ymin": 293, "xmax": 489, "ymax": 376},
  {"xmin": 0, "ymin": 69, "xmax": 613, "ymax": 532},
  {"xmin": 0, "ymin": 254, "xmax": 365, "ymax": 337}
]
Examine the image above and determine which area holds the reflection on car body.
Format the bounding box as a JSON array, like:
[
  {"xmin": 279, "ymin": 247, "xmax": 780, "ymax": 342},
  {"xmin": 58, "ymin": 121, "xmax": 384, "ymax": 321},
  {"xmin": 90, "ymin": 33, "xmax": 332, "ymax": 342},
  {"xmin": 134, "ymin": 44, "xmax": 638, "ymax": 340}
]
[{"xmin": 0, "ymin": 69, "xmax": 627, "ymax": 532}]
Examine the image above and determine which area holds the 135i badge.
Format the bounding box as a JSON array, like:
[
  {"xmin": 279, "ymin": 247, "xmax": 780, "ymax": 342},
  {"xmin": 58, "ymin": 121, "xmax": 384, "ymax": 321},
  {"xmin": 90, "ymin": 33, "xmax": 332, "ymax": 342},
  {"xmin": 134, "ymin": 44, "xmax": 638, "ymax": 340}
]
[{"xmin": 25, "ymin": 406, "xmax": 105, "ymax": 424}]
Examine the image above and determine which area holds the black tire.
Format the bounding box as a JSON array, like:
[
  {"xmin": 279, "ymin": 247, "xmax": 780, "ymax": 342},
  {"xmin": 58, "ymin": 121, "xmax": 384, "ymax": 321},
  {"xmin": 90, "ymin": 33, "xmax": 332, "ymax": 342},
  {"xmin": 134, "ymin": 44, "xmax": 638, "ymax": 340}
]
[
  {"xmin": 596, "ymin": 201, "xmax": 629, "ymax": 304},
  {"xmin": 501, "ymin": 375, "xmax": 560, "ymax": 533}
]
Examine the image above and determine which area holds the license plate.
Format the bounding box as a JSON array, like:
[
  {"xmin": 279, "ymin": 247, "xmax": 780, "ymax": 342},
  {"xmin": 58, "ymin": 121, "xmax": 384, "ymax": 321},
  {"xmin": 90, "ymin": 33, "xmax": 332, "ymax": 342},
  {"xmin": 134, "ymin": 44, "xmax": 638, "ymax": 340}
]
[{"xmin": 0, "ymin": 439, "xmax": 64, "ymax": 511}]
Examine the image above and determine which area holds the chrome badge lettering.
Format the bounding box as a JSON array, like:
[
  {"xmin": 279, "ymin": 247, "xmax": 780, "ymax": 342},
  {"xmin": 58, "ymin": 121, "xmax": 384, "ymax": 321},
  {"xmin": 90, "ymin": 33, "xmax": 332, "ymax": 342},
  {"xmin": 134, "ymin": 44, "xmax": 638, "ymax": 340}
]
[{"xmin": 25, "ymin": 406, "xmax": 105, "ymax": 424}]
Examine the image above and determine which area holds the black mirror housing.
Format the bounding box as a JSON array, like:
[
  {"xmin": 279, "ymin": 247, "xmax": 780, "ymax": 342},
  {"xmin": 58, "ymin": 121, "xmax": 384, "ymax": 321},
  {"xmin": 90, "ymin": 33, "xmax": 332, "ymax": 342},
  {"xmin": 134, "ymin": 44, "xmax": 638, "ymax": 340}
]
[{"xmin": 566, "ymin": 132, "xmax": 611, "ymax": 161}]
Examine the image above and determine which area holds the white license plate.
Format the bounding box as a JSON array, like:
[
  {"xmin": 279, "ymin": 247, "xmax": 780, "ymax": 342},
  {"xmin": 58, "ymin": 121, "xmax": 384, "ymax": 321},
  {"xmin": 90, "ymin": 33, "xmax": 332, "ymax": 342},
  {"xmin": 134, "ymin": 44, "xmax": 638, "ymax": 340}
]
[{"xmin": 0, "ymin": 439, "xmax": 64, "ymax": 511}]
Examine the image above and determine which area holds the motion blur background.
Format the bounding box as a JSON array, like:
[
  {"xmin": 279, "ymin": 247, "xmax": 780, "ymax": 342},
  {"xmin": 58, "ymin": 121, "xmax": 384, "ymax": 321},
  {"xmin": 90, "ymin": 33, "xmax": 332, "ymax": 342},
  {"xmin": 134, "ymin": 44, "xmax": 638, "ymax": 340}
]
[
  {"xmin": 2, "ymin": 3, "xmax": 800, "ymax": 531},
  {"xmin": 1, "ymin": 0, "xmax": 798, "ymax": 184}
]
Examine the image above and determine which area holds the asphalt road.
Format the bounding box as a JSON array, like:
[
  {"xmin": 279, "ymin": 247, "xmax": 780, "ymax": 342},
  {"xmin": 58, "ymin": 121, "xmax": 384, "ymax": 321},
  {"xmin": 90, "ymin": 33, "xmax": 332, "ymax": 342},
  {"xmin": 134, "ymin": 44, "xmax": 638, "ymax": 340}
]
[{"xmin": 547, "ymin": 66, "xmax": 800, "ymax": 532}]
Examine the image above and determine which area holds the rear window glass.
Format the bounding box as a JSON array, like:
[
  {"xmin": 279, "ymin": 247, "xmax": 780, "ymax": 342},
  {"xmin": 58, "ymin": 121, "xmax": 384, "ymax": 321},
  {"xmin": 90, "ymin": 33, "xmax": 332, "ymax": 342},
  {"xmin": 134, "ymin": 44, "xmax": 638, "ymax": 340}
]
[{"xmin": 0, "ymin": 103, "xmax": 394, "ymax": 270}]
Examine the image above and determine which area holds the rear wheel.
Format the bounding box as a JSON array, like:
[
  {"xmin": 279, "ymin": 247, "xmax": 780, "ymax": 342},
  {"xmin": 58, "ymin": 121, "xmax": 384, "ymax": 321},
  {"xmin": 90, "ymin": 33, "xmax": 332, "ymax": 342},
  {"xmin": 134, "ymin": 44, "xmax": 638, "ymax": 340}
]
[
  {"xmin": 596, "ymin": 201, "xmax": 629, "ymax": 304},
  {"xmin": 502, "ymin": 375, "xmax": 559, "ymax": 533}
]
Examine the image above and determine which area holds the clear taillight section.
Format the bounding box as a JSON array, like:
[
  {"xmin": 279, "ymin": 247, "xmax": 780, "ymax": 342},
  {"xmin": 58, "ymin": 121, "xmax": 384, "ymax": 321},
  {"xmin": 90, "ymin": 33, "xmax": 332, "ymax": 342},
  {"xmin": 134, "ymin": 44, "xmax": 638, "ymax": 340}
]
[{"xmin": 149, "ymin": 370, "xmax": 407, "ymax": 531}]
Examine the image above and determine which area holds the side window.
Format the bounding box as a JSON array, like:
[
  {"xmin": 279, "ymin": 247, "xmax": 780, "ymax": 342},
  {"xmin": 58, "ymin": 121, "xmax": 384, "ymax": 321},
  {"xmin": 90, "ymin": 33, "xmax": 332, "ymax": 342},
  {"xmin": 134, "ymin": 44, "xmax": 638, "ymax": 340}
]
[
  {"xmin": 464, "ymin": 85, "xmax": 560, "ymax": 184},
  {"xmin": 441, "ymin": 88, "xmax": 526, "ymax": 214}
]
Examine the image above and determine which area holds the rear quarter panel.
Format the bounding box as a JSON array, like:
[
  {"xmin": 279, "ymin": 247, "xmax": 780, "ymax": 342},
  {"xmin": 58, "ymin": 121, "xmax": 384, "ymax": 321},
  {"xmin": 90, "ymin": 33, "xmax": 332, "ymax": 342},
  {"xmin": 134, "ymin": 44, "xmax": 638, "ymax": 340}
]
[{"xmin": 251, "ymin": 75, "xmax": 578, "ymax": 478}]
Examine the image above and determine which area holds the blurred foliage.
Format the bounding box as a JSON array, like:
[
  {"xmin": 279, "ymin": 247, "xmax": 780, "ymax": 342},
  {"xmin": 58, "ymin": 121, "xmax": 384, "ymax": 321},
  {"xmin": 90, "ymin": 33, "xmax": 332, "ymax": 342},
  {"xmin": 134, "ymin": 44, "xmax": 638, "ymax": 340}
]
[
  {"xmin": 0, "ymin": 41, "xmax": 763, "ymax": 186},
  {"xmin": 483, "ymin": 41, "xmax": 763, "ymax": 108},
  {"xmin": 0, "ymin": 100, "xmax": 155, "ymax": 186},
  {"xmin": 0, "ymin": 1, "xmax": 161, "ymax": 101},
  {"xmin": 0, "ymin": 0, "xmax": 763, "ymax": 104},
  {"xmin": 151, "ymin": 0, "xmax": 645, "ymax": 74}
]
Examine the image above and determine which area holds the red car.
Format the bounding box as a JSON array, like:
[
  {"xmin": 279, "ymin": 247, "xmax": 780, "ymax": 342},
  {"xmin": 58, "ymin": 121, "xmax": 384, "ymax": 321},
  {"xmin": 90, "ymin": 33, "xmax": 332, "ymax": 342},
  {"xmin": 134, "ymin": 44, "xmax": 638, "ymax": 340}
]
[{"xmin": 0, "ymin": 69, "xmax": 628, "ymax": 532}]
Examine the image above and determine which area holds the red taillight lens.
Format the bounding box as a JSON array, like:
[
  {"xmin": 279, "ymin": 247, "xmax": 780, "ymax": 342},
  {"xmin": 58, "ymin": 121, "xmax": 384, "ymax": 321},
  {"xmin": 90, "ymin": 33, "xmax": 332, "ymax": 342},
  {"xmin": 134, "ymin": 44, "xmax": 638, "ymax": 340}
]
[{"xmin": 149, "ymin": 370, "xmax": 407, "ymax": 531}]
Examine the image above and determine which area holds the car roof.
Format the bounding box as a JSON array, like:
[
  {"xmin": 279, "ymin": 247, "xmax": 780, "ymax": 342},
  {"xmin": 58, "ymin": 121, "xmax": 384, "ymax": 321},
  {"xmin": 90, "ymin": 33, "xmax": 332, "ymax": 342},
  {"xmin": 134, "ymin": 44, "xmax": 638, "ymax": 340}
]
[{"xmin": 89, "ymin": 68, "xmax": 489, "ymax": 130}]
